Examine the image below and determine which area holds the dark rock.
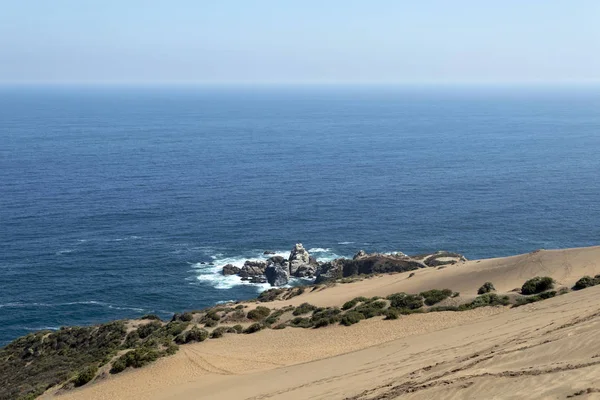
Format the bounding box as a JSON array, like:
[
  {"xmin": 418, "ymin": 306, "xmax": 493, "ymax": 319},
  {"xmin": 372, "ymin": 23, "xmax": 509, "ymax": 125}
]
[
  {"xmin": 422, "ymin": 251, "xmax": 467, "ymax": 267},
  {"xmin": 353, "ymin": 250, "xmax": 368, "ymax": 260},
  {"xmin": 267, "ymin": 256, "xmax": 286, "ymax": 266},
  {"xmin": 249, "ymin": 276, "xmax": 267, "ymax": 284},
  {"xmin": 222, "ymin": 264, "xmax": 241, "ymax": 276},
  {"xmin": 240, "ymin": 260, "xmax": 267, "ymax": 277},
  {"xmin": 315, "ymin": 255, "xmax": 425, "ymax": 284},
  {"xmin": 265, "ymin": 264, "xmax": 289, "ymax": 286},
  {"xmin": 263, "ymin": 250, "xmax": 276, "ymax": 255},
  {"xmin": 314, "ymin": 259, "xmax": 344, "ymax": 284}
]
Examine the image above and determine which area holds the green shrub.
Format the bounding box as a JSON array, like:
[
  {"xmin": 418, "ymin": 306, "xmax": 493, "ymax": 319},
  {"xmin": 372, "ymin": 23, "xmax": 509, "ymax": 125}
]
[
  {"xmin": 165, "ymin": 343, "xmax": 179, "ymax": 355},
  {"xmin": 258, "ymin": 288, "xmax": 285, "ymax": 302},
  {"xmin": 175, "ymin": 327, "xmax": 208, "ymax": 344},
  {"xmin": 73, "ymin": 365, "xmax": 98, "ymax": 387},
  {"xmin": 290, "ymin": 317, "xmax": 313, "ymax": 328},
  {"xmin": 311, "ymin": 307, "xmax": 342, "ymax": 328},
  {"xmin": 243, "ymin": 323, "xmax": 263, "ymax": 334},
  {"xmin": 110, "ymin": 348, "xmax": 161, "ymax": 373},
  {"xmin": 387, "ymin": 293, "xmax": 424, "ymax": 310},
  {"xmin": 235, "ymin": 304, "xmax": 245, "ymax": 309},
  {"xmin": 231, "ymin": 324, "xmax": 244, "ymax": 333},
  {"xmin": 419, "ymin": 289, "xmax": 453, "ymax": 306},
  {"xmin": 477, "ymin": 282, "xmax": 496, "ymax": 295},
  {"xmin": 429, "ymin": 305, "xmax": 459, "ymax": 312},
  {"xmin": 210, "ymin": 327, "xmax": 228, "ymax": 339},
  {"xmin": 339, "ymin": 311, "xmax": 365, "ymax": 326},
  {"xmin": 293, "ymin": 303, "xmax": 317, "ymax": 316},
  {"xmin": 459, "ymin": 293, "xmax": 510, "ymax": 310},
  {"xmin": 272, "ymin": 323, "xmax": 287, "ymax": 330},
  {"xmin": 140, "ymin": 314, "xmax": 162, "ymax": 321},
  {"xmin": 247, "ymin": 306, "xmax": 271, "ymax": 321},
  {"xmin": 573, "ymin": 276, "xmax": 599, "ymax": 290},
  {"xmin": 171, "ymin": 312, "xmax": 193, "ymax": 322},
  {"xmin": 514, "ymin": 291, "xmax": 557, "ymax": 307},
  {"xmin": 521, "ymin": 276, "xmax": 554, "ymax": 295},
  {"xmin": 354, "ymin": 303, "xmax": 385, "ymax": 319},
  {"xmin": 383, "ymin": 309, "xmax": 399, "ymax": 320},
  {"xmin": 342, "ymin": 299, "xmax": 358, "ymax": 310},
  {"xmin": 204, "ymin": 319, "xmax": 218, "ymax": 328},
  {"xmin": 137, "ymin": 321, "xmax": 162, "ymax": 339},
  {"xmin": 164, "ymin": 321, "xmax": 189, "ymax": 337},
  {"xmin": 110, "ymin": 358, "xmax": 127, "ymax": 374}
]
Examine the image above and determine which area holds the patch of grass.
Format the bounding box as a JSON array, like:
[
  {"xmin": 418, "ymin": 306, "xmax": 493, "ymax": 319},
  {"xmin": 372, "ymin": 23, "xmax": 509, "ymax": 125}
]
[
  {"xmin": 521, "ymin": 276, "xmax": 554, "ymax": 295},
  {"xmin": 419, "ymin": 289, "xmax": 453, "ymax": 306},
  {"xmin": 354, "ymin": 302, "xmax": 385, "ymax": 319},
  {"xmin": 387, "ymin": 293, "xmax": 424, "ymax": 310},
  {"xmin": 292, "ymin": 302, "xmax": 317, "ymax": 316},
  {"xmin": 477, "ymin": 282, "xmax": 495, "ymax": 295},
  {"xmin": 247, "ymin": 306, "xmax": 271, "ymax": 321}
]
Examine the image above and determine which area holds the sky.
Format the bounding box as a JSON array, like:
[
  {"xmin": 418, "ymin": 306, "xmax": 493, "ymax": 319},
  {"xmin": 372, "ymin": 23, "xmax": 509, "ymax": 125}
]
[{"xmin": 1, "ymin": 0, "xmax": 599, "ymax": 84}]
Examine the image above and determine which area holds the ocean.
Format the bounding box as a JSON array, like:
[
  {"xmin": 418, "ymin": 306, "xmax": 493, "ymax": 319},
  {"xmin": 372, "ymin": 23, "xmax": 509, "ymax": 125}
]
[{"xmin": 1, "ymin": 85, "xmax": 599, "ymax": 346}]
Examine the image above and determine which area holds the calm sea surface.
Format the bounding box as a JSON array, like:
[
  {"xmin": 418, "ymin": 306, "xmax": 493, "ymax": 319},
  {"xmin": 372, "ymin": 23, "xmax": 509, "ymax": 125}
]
[{"xmin": 1, "ymin": 85, "xmax": 599, "ymax": 345}]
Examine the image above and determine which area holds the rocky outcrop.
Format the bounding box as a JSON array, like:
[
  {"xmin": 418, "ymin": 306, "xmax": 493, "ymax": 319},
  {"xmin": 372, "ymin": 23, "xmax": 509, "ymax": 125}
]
[
  {"xmin": 289, "ymin": 243, "xmax": 310, "ymax": 275},
  {"xmin": 239, "ymin": 261, "xmax": 267, "ymax": 278},
  {"xmin": 263, "ymin": 250, "xmax": 276, "ymax": 255},
  {"xmin": 422, "ymin": 251, "xmax": 467, "ymax": 267},
  {"xmin": 314, "ymin": 252, "xmax": 427, "ymax": 283},
  {"xmin": 288, "ymin": 243, "xmax": 318, "ymax": 277},
  {"xmin": 222, "ymin": 264, "xmax": 241, "ymax": 276},
  {"xmin": 314, "ymin": 259, "xmax": 344, "ymax": 284},
  {"xmin": 265, "ymin": 264, "xmax": 289, "ymax": 286}
]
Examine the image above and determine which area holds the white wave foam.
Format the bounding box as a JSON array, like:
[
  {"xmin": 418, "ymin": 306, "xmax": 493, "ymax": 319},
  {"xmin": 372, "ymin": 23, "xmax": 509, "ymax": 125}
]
[
  {"xmin": 0, "ymin": 300, "xmax": 144, "ymax": 312},
  {"xmin": 338, "ymin": 241, "xmax": 355, "ymax": 245},
  {"xmin": 307, "ymin": 247, "xmax": 331, "ymax": 253},
  {"xmin": 56, "ymin": 249, "xmax": 74, "ymax": 255}
]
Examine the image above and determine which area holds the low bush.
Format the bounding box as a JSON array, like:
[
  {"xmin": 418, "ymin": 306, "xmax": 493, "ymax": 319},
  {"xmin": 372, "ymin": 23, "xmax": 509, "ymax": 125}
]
[
  {"xmin": 292, "ymin": 303, "xmax": 317, "ymax": 316},
  {"xmin": 311, "ymin": 307, "xmax": 342, "ymax": 328},
  {"xmin": 429, "ymin": 305, "xmax": 459, "ymax": 312},
  {"xmin": 383, "ymin": 309, "xmax": 399, "ymax": 320},
  {"xmin": 204, "ymin": 319, "xmax": 218, "ymax": 328},
  {"xmin": 459, "ymin": 293, "xmax": 510, "ymax": 310},
  {"xmin": 514, "ymin": 291, "xmax": 557, "ymax": 307},
  {"xmin": 258, "ymin": 288, "xmax": 285, "ymax": 302},
  {"xmin": 247, "ymin": 306, "xmax": 271, "ymax": 321},
  {"xmin": 110, "ymin": 348, "xmax": 161, "ymax": 374},
  {"xmin": 272, "ymin": 323, "xmax": 287, "ymax": 330},
  {"xmin": 521, "ymin": 276, "xmax": 554, "ymax": 295},
  {"xmin": 210, "ymin": 327, "xmax": 228, "ymax": 339},
  {"xmin": 175, "ymin": 327, "xmax": 208, "ymax": 344},
  {"xmin": 140, "ymin": 314, "xmax": 162, "ymax": 321},
  {"xmin": 419, "ymin": 289, "xmax": 453, "ymax": 306},
  {"xmin": 164, "ymin": 321, "xmax": 189, "ymax": 337},
  {"xmin": 232, "ymin": 324, "xmax": 244, "ymax": 333},
  {"xmin": 477, "ymin": 282, "xmax": 495, "ymax": 295},
  {"xmin": 137, "ymin": 321, "xmax": 162, "ymax": 339},
  {"xmin": 73, "ymin": 365, "xmax": 98, "ymax": 387},
  {"xmin": 573, "ymin": 276, "xmax": 600, "ymax": 290},
  {"xmin": 387, "ymin": 293, "xmax": 424, "ymax": 310},
  {"xmin": 342, "ymin": 299, "xmax": 358, "ymax": 310},
  {"xmin": 340, "ymin": 311, "xmax": 365, "ymax": 326},
  {"xmin": 171, "ymin": 312, "xmax": 193, "ymax": 322},
  {"xmin": 243, "ymin": 323, "xmax": 263, "ymax": 334},
  {"xmin": 354, "ymin": 303, "xmax": 385, "ymax": 319},
  {"xmin": 290, "ymin": 317, "xmax": 313, "ymax": 328}
]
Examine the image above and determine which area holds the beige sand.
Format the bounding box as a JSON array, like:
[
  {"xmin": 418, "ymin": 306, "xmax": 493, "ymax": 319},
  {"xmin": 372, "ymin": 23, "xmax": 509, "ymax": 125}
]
[{"xmin": 45, "ymin": 246, "xmax": 600, "ymax": 400}]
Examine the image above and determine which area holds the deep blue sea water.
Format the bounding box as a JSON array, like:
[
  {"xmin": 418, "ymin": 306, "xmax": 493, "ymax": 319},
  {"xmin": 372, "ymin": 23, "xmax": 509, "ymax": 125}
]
[{"xmin": 1, "ymin": 85, "xmax": 599, "ymax": 346}]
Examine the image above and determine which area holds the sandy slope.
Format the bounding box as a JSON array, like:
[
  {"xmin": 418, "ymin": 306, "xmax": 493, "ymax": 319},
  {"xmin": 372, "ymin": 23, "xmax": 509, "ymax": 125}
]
[{"xmin": 45, "ymin": 246, "xmax": 600, "ymax": 400}]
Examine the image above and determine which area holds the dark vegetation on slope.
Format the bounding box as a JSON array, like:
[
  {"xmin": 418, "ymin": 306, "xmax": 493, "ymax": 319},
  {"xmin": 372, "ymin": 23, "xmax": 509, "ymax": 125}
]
[{"xmin": 0, "ymin": 274, "xmax": 592, "ymax": 400}]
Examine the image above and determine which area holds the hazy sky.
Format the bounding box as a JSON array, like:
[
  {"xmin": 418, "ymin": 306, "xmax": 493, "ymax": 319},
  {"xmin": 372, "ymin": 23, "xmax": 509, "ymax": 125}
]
[{"xmin": 1, "ymin": 0, "xmax": 599, "ymax": 84}]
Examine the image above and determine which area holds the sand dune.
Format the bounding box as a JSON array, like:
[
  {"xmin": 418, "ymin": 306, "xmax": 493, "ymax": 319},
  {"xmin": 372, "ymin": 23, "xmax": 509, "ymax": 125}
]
[{"xmin": 45, "ymin": 246, "xmax": 600, "ymax": 400}]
